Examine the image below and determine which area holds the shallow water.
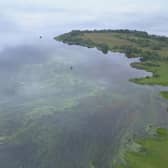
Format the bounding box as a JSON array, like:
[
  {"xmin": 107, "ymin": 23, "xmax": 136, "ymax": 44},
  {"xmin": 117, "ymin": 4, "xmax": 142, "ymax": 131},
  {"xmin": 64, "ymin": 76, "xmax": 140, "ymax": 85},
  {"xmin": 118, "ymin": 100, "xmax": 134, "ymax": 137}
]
[{"xmin": 0, "ymin": 37, "xmax": 168, "ymax": 168}]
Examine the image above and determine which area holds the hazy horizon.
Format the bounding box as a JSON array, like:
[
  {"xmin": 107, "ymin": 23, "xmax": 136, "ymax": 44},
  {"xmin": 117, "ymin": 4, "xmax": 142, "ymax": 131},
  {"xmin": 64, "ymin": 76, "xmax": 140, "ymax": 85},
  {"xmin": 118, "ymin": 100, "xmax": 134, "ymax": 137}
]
[{"xmin": 0, "ymin": 0, "xmax": 168, "ymax": 48}]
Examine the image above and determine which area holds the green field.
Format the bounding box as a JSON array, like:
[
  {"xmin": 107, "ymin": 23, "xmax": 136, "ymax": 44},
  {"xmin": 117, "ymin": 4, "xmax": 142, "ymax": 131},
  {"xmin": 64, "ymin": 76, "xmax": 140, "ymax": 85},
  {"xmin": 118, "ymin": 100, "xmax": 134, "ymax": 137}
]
[
  {"xmin": 131, "ymin": 61, "xmax": 168, "ymax": 86},
  {"xmin": 118, "ymin": 128, "xmax": 168, "ymax": 168},
  {"xmin": 160, "ymin": 91, "xmax": 168, "ymax": 99},
  {"xmin": 56, "ymin": 30, "xmax": 168, "ymax": 99}
]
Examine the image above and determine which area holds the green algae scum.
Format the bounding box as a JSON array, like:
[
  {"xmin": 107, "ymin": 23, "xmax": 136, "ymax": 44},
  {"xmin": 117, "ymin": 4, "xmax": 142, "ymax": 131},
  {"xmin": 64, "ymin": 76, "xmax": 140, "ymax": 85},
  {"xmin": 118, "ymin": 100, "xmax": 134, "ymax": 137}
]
[{"xmin": 0, "ymin": 30, "xmax": 167, "ymax": 167}]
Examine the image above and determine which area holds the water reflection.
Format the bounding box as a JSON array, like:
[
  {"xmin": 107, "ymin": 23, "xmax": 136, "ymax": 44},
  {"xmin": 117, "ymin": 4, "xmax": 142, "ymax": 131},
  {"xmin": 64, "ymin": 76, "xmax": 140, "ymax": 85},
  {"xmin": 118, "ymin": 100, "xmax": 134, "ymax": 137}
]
[{"xmin": 0, "ymin": 38, "xmax": 167, "ymax": 168}]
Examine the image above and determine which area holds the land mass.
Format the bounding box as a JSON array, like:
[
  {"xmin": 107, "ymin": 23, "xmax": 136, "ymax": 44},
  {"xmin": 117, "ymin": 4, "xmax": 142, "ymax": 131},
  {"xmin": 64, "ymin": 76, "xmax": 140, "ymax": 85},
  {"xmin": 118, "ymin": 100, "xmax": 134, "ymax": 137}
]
[
  {"xmin": 55, "ymin": 29, "xmax": 168, "ymax": 168},
  {"xmin": 118, "ymin": 128, "xmax": 168, "ymax": 168},
  {"xmin": 55, "ymin": 29, "xmax": 168, "ymax": 99}
]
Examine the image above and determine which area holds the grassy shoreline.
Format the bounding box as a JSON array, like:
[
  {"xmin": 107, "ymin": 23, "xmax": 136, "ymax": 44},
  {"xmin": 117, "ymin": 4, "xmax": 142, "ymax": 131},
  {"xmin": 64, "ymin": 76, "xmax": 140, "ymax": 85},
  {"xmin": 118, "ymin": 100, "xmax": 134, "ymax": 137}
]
[
  {"xmin": 118, "ymin": 128, "xmax": 168, "ymax": 168},
  {"xmin": 55, "ymin": 29, "xmax": 168, "ymax": 99},
  {"xmin": 160, "ymin": 91, "xmax": 168, "ymax": 99},
  {"xmin": 55, "ymin": 30, "xmax": 168, "ymax": 167}
]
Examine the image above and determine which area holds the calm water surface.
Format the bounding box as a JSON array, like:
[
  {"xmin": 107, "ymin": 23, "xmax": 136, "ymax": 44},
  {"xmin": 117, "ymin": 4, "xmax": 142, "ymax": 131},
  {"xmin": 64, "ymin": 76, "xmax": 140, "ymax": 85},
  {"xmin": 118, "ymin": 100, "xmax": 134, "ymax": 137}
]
[{"xmin": 0, "ymin": 36, "xmax": 167, "ymax": 168}]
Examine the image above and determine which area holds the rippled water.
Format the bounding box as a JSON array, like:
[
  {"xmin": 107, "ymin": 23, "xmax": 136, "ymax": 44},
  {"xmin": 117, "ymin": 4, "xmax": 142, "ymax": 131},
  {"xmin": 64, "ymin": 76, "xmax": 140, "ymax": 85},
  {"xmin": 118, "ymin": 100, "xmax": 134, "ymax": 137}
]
[{"xmin": 0, "ymin": 37, "xmax": 167, "ymax": 168}]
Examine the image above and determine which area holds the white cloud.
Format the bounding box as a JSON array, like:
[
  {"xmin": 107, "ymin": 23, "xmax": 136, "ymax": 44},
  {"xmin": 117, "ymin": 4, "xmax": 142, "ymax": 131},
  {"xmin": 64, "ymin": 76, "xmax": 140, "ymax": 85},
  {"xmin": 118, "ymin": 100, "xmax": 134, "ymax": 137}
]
[
  {"xmin": 0, "ymin": 0, "xmax": 168, "ymax": 36},
  {"xmin": 1, "ymin": 0, "xmax": 167, "ymax": 13}
]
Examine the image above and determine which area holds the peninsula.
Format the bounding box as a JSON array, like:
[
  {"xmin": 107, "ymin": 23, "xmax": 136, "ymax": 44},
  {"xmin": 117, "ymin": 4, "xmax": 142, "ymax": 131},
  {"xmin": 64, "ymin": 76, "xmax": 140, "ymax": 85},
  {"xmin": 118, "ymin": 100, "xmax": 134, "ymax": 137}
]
[{"xmin": 55, "ymin": 30, "xmax": 168, "ymax": 99}]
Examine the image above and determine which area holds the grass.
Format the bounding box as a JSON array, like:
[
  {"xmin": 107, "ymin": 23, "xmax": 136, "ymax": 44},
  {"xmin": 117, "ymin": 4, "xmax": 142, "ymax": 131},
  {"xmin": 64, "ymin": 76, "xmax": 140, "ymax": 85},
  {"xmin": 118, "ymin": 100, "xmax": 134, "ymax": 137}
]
[
  {"xmin": 160, "ymin": 91, "xmax": 168, "ymax": 99},
  {"xmin": 55, "ymin": 30, "xmax": 168, "ymax": 99},
  {"xmin": 131, "ymin": 61, "xmax": 168, "ymax": 86},
  {"xmin": 118, "ymin": 128, "xmax": 168, "ymax": 168},
  {"xmin": 56, "ymin": 30, "xmax": 168, "ymax": 60},
  {"xmin": 56, "ymin": 30, "xmax": 168, "ymax": 167}
]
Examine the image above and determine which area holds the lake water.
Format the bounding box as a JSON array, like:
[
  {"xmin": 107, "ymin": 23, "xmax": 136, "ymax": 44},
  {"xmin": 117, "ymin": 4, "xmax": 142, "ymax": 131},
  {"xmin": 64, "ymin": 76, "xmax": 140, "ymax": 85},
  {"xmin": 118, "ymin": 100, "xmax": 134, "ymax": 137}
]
[{"xmin": 0, "ymin": 36, "xmax": 168, "ymax": 168}]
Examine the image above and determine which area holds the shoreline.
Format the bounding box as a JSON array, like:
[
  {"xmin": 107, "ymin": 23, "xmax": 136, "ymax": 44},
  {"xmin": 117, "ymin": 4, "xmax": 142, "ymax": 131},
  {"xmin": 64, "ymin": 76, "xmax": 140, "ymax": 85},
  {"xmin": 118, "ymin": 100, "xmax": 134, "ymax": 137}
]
[
  {"xmin": 55, "ymin": 30, "xmax": 168, "ymax": 168},
  {"xmin": 55, "ymin": 30, "xmax": 168, "ymax": 99}
]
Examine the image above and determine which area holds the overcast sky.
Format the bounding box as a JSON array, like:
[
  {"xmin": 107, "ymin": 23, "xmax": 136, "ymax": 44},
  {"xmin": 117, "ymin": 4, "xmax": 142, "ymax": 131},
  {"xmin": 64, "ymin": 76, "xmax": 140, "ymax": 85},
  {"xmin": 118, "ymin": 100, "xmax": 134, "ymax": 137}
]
[{"xmin": 0, "ymin": 0, "xmax": 168, "ymax": 42}]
